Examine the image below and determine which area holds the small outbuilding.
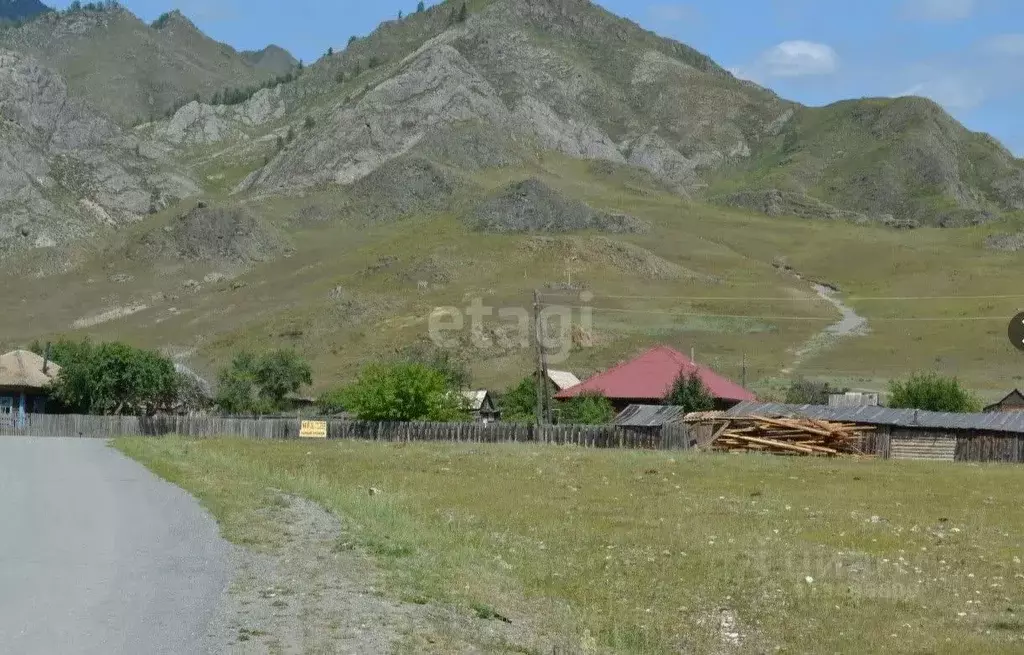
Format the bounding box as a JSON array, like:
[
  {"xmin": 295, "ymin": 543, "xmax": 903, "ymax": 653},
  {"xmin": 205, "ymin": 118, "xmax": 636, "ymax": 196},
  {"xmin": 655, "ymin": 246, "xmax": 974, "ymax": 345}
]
[
  {"xmin": 0, "ymin": 350, "xmax": 61, "ymax": 427},
  {"xmin": 462, "ymin": 390, "xmax": 500, "ymax": 423},
  {"xmin": 984, "ymin": 389, "xmax": 1024, "ymax": 413}
]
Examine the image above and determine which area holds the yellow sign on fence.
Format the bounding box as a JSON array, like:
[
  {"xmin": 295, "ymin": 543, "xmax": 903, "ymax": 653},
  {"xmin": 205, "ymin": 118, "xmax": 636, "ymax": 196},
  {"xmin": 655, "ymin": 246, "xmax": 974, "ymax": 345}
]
[{"xmin": 299, "ymin": 420, "xmax": 327, "ymax": 439}]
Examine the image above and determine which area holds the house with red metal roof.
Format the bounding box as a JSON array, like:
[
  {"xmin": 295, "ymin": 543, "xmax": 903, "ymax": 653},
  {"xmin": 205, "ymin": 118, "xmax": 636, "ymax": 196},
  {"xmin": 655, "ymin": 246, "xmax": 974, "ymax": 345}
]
[{"xmin": 553, "ymin": 345, "xmax": 756, "ymax": 411}]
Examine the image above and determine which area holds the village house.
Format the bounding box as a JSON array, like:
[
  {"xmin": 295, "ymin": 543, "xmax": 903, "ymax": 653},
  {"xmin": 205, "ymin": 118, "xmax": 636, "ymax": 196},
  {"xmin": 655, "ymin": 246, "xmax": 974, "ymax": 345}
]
[
  {"xmin": 0, "ymin": 350, "xmax": 61, "ymax": 427},
  {"xmin": 984, "ymin": 389, "xmax": 1024, "ymax": 413},
  {"xmin": 554, "ymin": 345, "xmax": 755, "ymax": 412},
  {"xmin": 462, "ymin": 390, "xmax": 500, "ymax": 423}
]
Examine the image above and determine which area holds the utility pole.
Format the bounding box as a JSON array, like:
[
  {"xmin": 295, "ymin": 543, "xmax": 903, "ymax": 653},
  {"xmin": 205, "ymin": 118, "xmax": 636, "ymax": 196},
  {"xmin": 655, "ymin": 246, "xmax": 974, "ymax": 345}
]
[
  {"xmin": 533, "ymin": 290, "xmax": 545, "ymax": 425},
  {"xmin": 741, "ymin": 352, "xmax": 747, "ymax": 389}
]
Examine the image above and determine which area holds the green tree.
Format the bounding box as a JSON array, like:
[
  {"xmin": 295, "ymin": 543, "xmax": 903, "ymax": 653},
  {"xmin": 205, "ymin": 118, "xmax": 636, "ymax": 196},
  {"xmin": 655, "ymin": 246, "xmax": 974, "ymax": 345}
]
[
  {"xmin": 326, "ymin": 46, "xmax": 333, "ymax": 57},
  {"xmin": 304, "ymin": 115, "xmax": 316, "ymax": 130},
  {"xmin": 48, "ymin": 341, "xmax": 179, "ymax": 415},
  {"xmin": 396, "ymin": 341, "xmax": 471, "ymax": 390},
  {"xmin": 455, "ymin": 1, "xmax": 468, "ymax": 22},
  {"xmin": 664, "ymin": 372, "xmax": 715, "ymax": 413},
  {"xmin": 339, "ymin": 362, "xmax": 467, "ymax": 421},
  {"xmin": 214, "ymin": 351, "xmax": 264, "ymax": 414},
  {"xmin": 498, "ymin": 374, "xmax": 554, "ymax": 423},
  {"xmin": 888, "ymin": 373, "xmax": 980, "ymax": 413},
  {"xmin": 398, "ymin": 10, "xmax": 403, "ymax": 19},
  {"xmin": 214, "ymin": 350, "xmax": 311, "ymax": 414},
  {"xmin": 254, "ymin": 349, "xmax": 312, "ymax": 408},
  {"xmin": 417, "ymin": 1, "xmax": 425, "ymax": 11},
  {"xmin": 335, "ymin": 70, "xmax": 345, "ymax": 84},
  {"xmin": 316, "ymin": 387, "xmax": 348, "ymax": 415},
  {"xmin": 784, "ymin": 377, "xmax": 841, "ymax": 405},
  {"xmin": 559, "ymin": 392, "xmax": 614, "ymax": 425}
]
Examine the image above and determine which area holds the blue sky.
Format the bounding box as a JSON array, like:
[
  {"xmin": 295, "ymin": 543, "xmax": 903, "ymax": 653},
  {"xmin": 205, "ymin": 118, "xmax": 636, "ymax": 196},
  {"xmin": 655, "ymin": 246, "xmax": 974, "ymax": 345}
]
[{"xmin": 51, "ymin": 0, "xmax": 1024, "ymax": 154}]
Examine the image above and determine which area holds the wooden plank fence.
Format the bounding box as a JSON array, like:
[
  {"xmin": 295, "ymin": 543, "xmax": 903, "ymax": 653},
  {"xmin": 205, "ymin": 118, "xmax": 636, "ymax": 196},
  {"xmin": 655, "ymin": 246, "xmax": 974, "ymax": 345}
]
[
  {"xmin": 0, "ymin": 413, "xmax": 698, "ymax": 450},
  {"xmin": 5, "ymin": 414, "xmax": 1023, "ymax": 462}
]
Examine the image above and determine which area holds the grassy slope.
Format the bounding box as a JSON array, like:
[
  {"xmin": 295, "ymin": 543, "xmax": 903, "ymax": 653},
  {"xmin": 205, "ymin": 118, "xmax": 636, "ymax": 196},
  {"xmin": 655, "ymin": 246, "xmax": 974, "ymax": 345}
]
[
  {"xmin": 3, "ymin": 149, "xmax": 1024, "ymax": 399},
  {"xmin": 117, "ymin": 437, "xmax": 1024, "ymax": 654},
  {"xmin": 711, "ymin": 97, "xmax": 1024, "ymax": 224}
]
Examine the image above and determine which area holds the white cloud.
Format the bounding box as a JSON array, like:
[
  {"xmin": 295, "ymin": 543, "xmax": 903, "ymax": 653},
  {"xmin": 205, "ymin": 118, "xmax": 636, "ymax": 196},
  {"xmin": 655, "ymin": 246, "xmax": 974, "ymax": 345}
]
[
  {"xmin": 901, "ymin": 0, "xmax": 975, "ymax": 21},
  {"xmin": 983, "ymin": 34, "xmax": 1024, "ymax": 57},
  {"xmin": 733, "ymin": 41, "xmax": 839, "ymax": 81},
  {"xmin": 895, "ymin": 76, "xmax": 987, "ymax": 110},
  {"xmin": 647, "ymin": 4, "xmax": 698, "ymax": 23}
]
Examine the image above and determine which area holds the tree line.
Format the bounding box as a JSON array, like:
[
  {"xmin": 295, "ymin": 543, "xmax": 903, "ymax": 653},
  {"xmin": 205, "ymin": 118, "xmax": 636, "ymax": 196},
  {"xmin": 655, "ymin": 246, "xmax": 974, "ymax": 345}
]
[{"xmin": 25, "ymin": 337, "xmax": 982, "ymax": 419}]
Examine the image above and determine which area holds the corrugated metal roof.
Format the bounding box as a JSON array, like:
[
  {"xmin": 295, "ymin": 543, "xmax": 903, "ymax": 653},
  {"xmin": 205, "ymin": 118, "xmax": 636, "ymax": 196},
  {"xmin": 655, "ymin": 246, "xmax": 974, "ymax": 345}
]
[
  {"xmin": 547, "ymin": 370, "xmax": 581, "ymax": 391},
  {"xmin": 614, "ymin": 404, "xmax": 688, "ymax": 427},
  {"xmin": 725, "ymin": 400, "xmax": 1024, "ymax": 435}
]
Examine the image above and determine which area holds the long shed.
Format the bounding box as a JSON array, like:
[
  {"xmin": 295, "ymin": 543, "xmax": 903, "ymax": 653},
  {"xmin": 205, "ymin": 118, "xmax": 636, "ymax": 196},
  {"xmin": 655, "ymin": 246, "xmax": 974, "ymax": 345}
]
[{"xmin": 725, "ymin": 401, "xmax": 1024, "ymax": 462}]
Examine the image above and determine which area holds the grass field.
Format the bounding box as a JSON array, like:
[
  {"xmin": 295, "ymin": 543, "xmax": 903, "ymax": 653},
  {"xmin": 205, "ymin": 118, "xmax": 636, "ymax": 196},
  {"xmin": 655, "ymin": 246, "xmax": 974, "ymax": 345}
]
[{"xmin": 117, "ymin": 437, "xmax": 1024, "ymax": 654}]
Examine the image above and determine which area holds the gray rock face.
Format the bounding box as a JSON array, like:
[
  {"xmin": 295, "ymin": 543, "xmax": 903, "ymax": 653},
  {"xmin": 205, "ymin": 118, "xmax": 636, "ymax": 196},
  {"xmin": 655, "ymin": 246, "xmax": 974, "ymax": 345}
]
[
  {"xmin": 0, "ymin": 49, "xmax": 198, "ymax": 261},
  {"xmin": 128, "ymin": 204, "xmax": 289, "ymax": 265},
  {"xmin": 238, "ymin": 0, "xmax": 786, "ymax": 197},
  {"xmin": 469, "ymin": 178, "xmax": 648, "ymax": 233},
  {"xmin": 151, "ymin": 86, "xmax": 287, "ymax": 146}
]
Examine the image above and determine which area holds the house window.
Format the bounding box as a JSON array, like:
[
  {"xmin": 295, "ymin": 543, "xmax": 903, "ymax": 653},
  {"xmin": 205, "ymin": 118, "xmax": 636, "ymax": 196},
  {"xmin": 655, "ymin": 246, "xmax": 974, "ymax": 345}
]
[{"xmin": 0, "ymin": 397, "xmax": 12, "ymax": 417}]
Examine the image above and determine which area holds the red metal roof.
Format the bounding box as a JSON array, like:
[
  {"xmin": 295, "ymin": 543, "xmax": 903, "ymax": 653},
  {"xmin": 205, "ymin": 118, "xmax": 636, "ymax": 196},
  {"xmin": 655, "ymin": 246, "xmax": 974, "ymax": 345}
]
[{"xmin": 554, "ymin": 345, "xmax": 757, "ymax": 402}]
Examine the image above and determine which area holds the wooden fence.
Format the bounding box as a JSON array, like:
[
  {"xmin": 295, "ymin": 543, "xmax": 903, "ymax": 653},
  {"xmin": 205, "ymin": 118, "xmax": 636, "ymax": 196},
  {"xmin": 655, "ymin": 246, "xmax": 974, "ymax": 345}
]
[
  {"xmin": 0, "ymin": 413, "xmax": 696, "ymax": 450},
  {"xmin": 4, "ymin": 413, "xmax": 1023, "ymax": 462}
]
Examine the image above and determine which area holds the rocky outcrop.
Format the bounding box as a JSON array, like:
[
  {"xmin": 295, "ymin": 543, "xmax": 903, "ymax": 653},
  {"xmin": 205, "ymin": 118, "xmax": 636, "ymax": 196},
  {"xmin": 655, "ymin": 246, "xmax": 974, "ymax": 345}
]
[
  {"xmin": 469, "ymin": 178, "xmax": 648, "ymax": 233},
  {"xmin": 0, "ymin": 49, "xmax": 198, "ymax": 261}
]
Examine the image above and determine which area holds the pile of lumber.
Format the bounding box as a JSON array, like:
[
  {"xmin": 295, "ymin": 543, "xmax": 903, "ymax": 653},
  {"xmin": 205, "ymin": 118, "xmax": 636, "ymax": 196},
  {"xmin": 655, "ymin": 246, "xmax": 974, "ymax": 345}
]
[{"xmin": 684, "ymin": 414, "xmax": 873, "ymax": 457}]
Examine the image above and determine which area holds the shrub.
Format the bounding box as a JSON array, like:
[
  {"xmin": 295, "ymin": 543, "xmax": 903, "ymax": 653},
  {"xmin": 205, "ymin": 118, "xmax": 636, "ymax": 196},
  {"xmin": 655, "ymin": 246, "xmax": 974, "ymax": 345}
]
[
  {"xmin": 888, "ymin": 373, "xmax": 981, "ymax": 413},
  {"xmin": 559, "ymin": 392, "xmax": 614, "ymax": 425},
  {"xmin": 784, "ymin": 377, "xmax": 842, "ymax": 405},
  {"xmin": 338, "ymin": 362, "xmax": 468, "ymax": 422},
  {"xmin": 664, "ymin": 372, "xmax": 715, "ymax": 413}
]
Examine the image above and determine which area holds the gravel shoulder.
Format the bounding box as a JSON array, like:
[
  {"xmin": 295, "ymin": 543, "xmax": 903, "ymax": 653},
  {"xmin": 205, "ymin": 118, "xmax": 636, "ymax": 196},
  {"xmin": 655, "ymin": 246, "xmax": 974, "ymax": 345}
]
[{"xmin": 201, "ymin": 494, "xmax": 545, "ymax": 654}]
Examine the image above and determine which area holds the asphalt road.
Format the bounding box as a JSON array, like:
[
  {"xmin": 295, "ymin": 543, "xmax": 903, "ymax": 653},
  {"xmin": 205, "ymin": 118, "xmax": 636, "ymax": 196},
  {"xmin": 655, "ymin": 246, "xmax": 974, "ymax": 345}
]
[{"xmin": 0, "ymin": 437, "xmax": 232, "ymax": 654}]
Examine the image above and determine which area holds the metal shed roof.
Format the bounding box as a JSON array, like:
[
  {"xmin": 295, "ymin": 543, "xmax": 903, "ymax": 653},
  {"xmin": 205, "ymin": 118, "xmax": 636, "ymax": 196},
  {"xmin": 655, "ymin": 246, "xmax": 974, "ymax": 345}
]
[
  {"xmin": 725, "ymin": 400, "xmax": 1024, "ymax": 435},
  {"xmin": 614, "ymin": 404, "xmax": 689, "ymax": 427}
]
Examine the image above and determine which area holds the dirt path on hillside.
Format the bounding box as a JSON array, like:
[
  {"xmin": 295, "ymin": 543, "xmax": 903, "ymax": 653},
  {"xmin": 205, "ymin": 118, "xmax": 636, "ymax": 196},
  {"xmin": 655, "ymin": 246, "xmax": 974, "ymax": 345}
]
[{"xmin": 781, "ymin": 278, "xmax": 869, "ymax": 375}]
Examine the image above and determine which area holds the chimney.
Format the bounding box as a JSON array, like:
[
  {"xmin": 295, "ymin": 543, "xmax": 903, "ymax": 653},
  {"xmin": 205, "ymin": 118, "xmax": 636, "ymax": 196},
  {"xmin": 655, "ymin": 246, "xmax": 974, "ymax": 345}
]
[{"xmin": 42, "ymin": 341, "xmax": 50, "ymax": 376}]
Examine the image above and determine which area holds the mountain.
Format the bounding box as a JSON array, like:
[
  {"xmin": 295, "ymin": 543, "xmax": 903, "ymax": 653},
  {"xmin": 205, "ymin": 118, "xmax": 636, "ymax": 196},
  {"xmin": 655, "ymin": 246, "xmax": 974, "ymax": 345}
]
[
  {"xmin": 0, "ymin": 0, "xmax": 48, "ymax": 23},
  {"xmin": 216, "ymin": 0, "xmax": 1021, "ymax": 226},
  {"xmin": 0, "ymin": 48, "xmax": 197, "ymax": 268},
  {"xmin": 0, "ymin": 6, "xmax": 296, "ymax": 125},
  {"xmin": 241, "ymin": 45, "xmax": 299, "ymax": 77},
  {"xmin": 1, "ymin": 0, "xmax": 1023, "ymax": 393}
]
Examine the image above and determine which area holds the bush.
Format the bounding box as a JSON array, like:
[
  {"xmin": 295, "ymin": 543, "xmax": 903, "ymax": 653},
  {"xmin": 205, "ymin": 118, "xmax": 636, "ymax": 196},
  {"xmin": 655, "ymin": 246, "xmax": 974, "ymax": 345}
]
[
  {"xmin": 499, "ymin": 375, "xmax": 543, "ymax": 423},
  {"xmin": 338, "ymin": 362, "xmax": 468, "ymax": 422},
  {"xmin": 784, "ymin": 377, "xmax": 842, "ymax": 405},
  {"xmin": 215, "ymin": 349, "xmax": 312, "ymax": 414},
  {"xmin": 664, "ymin": 372, "xmax": 715, "ymax": 413},
  {"xmin": 43, "ymin": 339, "xmax": 179, "ymax": 415},
  {"xmin": 559, "ymin": 392, "xmax": 614, "ymax": 425},
  {"xmin": 888, "ymin": 373, "xmax": 980, "ymax": 413}
]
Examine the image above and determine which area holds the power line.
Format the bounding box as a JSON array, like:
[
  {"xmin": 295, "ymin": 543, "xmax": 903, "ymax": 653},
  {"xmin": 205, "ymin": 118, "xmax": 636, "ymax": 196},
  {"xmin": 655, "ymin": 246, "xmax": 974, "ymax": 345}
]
[
  {"xmin": 538, "ymin": 292, "xmax": 1024, "ymax": 302},
  {"xmin": 551, "ymin": 304, "xmax": 1010, "ymax": 322}
]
